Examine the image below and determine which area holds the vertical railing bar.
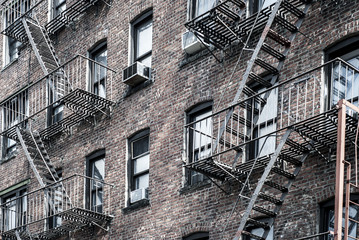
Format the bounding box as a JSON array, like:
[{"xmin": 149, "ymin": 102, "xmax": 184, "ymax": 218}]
[
  {"xmin": 296, "ymin": 84, "xmax": 299, "ymax": 123},
  {"xmin": 288, "ymin": 85, "xmax": 292, "ymax": 126},
  {"xmin": 304, "ymin": 79, "xmax": 308, "ymax": 118}
]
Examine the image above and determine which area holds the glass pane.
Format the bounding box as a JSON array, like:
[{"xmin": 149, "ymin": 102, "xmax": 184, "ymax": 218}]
[
  {"xmin": 140, "ymin": 55, "xmax": 152, "ymax": 68},
  {"xmin": 134, "ymin": 154, "xmax": 150, "ymax": 174},
  {"xmin": 136, "ymin": 19, "xmax": 152, "ymax": 59},
  {"xmin": 193, "ymin": 110, "xmax": 212, "ymax": 159},
  {"xmin": 195, "ymin": 0, "xmax": 216, "ymax": 17},
  {"xmin": 135, "ymin": 173, "xmax": 149, "ymax": 189},
  {"xmin": 92, "ymin": 159, "xmax": 105, "ymax": 181},
  {"xmin": 132, "ymin": 136, "xmax": 149, "ymax": 158},
  {"xmin": 261, "ymin": 0, "xmax": 277, "ymax": 9},
  {"xmin": 94, "ymin": 50, "xmax": 107, "ymax": 82},
  {"xmin": 328, "ymin": 207, "xmax": 358, "ymax": 239}
]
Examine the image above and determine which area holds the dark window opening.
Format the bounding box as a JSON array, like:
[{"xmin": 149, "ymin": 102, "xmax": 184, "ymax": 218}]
[{"xmin": 183, "ymin": 231, "xmax": 209, "ymax": 240}]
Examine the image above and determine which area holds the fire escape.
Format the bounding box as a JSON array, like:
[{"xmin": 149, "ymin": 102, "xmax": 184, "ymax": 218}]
[
  {"xmin": 0, "ymin": 0, "xmax": 115, "ymax": 239},
  {"xmin": 185, "ymin": 0, "xmax": 359, "ymax": 239}
]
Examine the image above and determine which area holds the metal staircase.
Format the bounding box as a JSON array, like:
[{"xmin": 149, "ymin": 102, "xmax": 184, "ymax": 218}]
[{"xmin": 234, "ymin": 129, "xmax": 312, "ymax": 239}]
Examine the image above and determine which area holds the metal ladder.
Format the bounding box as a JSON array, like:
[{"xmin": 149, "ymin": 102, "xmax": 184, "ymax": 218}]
[{"xmin": 234, "ymin": 129, "xmax": 312, "ymax": 240}]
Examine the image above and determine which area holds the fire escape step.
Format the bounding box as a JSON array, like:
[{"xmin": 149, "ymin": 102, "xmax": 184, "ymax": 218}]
[
  {"xmin": 241, "ymin": 230, "xmax": 265, "ymax": 240},
  {"xmin": 258, "ymin": 193, "xmax": 283, "ymax": 205},
  {"xmin": 243, "ymin": 86, "xmax": 267, "ymax": 105},
  {"xmin": 253, "ymin": 206, "xmax": 277, "ymax": 217},
  {"xmin": 275, "ymin": 15, "xmax": 298, "ymax": 32},
  {"xmin": 271, "ymin": 167, "xmax": 296, "ymax": 179},
  {"xmin": 261, "ymin": 43, "xmax": 285, "ymax": 61},
  {"xmin": 232, "ymin": 113, "xmax": 252, "ymax": 127},
  {"xmin": 285, "ymin": 138, "xmax": 310, "ymax": 153},
  {"xmin": 267, "ymin": 29, "xmax": 291, "ymax": 47},
  {"xmin": 247, "ymin": 218, "xmax": 270, "ymax": 229},
  {"xmin": 279, "ymin": 154, "xmax": 302, "ymax": 166},
  {"xmin": 249, "ymin": 72, "xmax": 273, "ymax": 87},
  {"xmin": 254, "ymin": 58, "xmax": 278, "ymax": 75},
  {"xmin": 264, "ymin": 180, "xmax": 288, "ymax": 192},
  {"xmin": 281, "ymin": 0, "xmax": 306, "ymax": 18}
]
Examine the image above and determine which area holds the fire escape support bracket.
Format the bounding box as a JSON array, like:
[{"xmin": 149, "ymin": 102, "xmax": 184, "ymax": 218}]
[{"xmin": 193, "ymin": 31, "xmax": 223, "ymax": 64}]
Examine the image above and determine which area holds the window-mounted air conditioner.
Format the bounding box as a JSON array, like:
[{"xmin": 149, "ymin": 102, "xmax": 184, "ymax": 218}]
[
  {"xmin": 130, "ymin": 188, "xmax": 149, "ymax": 204},
  {"xmin": 182, "ymin": 31, "xmax": 207, "ymax": 55},
  {"xmin": 123, "ymin": 62, "xmax": 150, "ymax": 86}
]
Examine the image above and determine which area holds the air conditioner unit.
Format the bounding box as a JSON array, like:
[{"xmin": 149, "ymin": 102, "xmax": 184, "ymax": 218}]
[
  {"xmin": 130, "ymin": 188, "xmax": 149, "ymax": 204},
  {"xmin": 182, "ymin": 31, "xmax": 206, "ymax": 55},
  {"xmin": 123, "ymin": 62, "xmax": 150, "ymax": 86}
]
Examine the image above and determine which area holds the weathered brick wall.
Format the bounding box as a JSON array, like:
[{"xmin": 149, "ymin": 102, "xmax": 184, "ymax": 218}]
[{"xmin": 0, "ymin": 0, "xmax": 359, "ymax": 239}]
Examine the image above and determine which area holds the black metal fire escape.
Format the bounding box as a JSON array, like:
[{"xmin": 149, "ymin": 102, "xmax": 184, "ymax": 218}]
[
  {"xmin": 0, "ymin": 0, "xmax": 114, "ymax": 239},
  {"xmin": 184, "ymin": 0, "xmax": 320, "ymax": 239}
]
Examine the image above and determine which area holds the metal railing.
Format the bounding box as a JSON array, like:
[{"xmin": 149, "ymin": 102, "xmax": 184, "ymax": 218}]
[
  {"xmin": 0, "ymin": 54, "xmax": 117, "ymax": 137},
  {"xmin": 0, "ymin": 174, "xmax": 116, "ymax": 235},
  {"xmin": 184, "ymin": 58, "xmax": 359, "ymax": 165}
]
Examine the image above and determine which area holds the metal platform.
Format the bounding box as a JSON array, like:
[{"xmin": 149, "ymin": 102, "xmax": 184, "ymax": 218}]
[
  {"xmin": 46, "ymin": 0, "xmax": 100, "ymax": 34},
  {"xmin": 185, "ymin": 108, "xmax": 358, "ymax": 182}
]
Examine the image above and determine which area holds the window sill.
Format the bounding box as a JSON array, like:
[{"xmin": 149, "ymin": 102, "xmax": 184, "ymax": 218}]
[
  {"xmin": 122, "ymin": 199, "xmax": 150, "ymax": 214},
  {"xmin": 179, "ymin": 180, "xmax": 211, "ymax": 195},
  {"xmin": 123, "ymin": 79, "xmax": 153, "ymax": 98},
  {"xmin": 1, "ymin": 58, "xmax": 19, "ymax": 72},
  {"xmin": 1, "ymin": 151, "xmax": 18, "ymax": 164}
]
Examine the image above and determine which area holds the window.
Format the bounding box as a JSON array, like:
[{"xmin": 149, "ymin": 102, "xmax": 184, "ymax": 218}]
[
  {"xmin": 2, "ymin": 92, "xmax": 28, "ymax": 159},
  {"xmin": 247, "ymin": 87, "xmax": 277, "ymax": 161},
  {"xmin": 2, "ymin": 187, "xmax": 27, "ymax": 231},
  {"xmin": 183, "ymin": 231, "xmax": 209, "ymax": 240},
  {"xmin": 186, "ymin": 102, "xmax": 212, "ymax": 185},
  {"xmin": 132, "ymin": 12, "xmax": 152, "ymax": 68},
  {"xmin": 47, "ymin": 87, "xmax": 63, "ymax": 126},
  {"xmin": 51, "ymin": 0, "xmax": 66, "ymax": 18},
  {"xmin": 48, "ymin": 169, "xmax": 62, "ymax": 229},
  {"xmin": 320, "ymin": 197, "xmax": 359, "ymax": 240},
  {"xmin": 189, "ymin": 0, "xmax": 216, "ymax": 19},
  {"xmin": 128, "ymin": 129, "xmax": 150, "ymax": 203},
  {"xmin": 326, "ymin": 36, "xmax": 359, "ymax": 108},
  {"xmin": 86, "ymin": 150, "xmax": 105, "ymax": 213},
  {"xmin": 244, "ymin": 218, "xmax": 274, "ymax": 240},
  {"xmin": 89, "ymin": 41, "xmax": 107, "ymax": 98},
  {"xmin": 250, "ymin": 0, "xmax": 277, "ymax": 14}
]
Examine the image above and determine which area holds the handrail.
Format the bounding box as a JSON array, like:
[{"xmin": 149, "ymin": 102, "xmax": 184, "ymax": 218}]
[
  {"xmin": 0, "ymin": 54, "xmax": 117, "ymax": 105},
  {"xmin": 184, "ymin": 57, "xmax": 353, "ymax": 127}
]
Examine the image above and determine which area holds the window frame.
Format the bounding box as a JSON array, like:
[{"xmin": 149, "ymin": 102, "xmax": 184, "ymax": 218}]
[
  {"xmin": 319, "ymin": 195, "xmax": 359, "ymax": 240},
  {"xmin": 128, "ymin": 129, "xmax": 150, "ymax": 203},
  {"xmin": 131, "ymin": 10, "xmax": 153, "ymax": 67},
  {"xmin": 48, "ymin": 169, "xmax": 62, "ymax": 229},
  {"xmin": 325, "ymin": 35, "xmax": 359, "ymax": 110},
  {"xmin": 86, "ymin": 149, "xmax": 105, "ymax": 213},
  {"xmin": 2, "ymin": 92, "xmax": 28, "ymax": 159},
  {"xmin": 52, "ymin": 0, "xmax": 66, "ymax": 19},
  {"xmin": 186, "ymin": 101, "xmax": 212, "ymax": 186},
  {"xmin": 89, "ymin": 41, "xmax": 107, "ymax": 98},
  {"xmin": 188, "ymin": 0, "xmax": 216, "ymax": 20},
  {"xmin": 1, "ymin": 186, "xmax": 27, "ymax": 232}
]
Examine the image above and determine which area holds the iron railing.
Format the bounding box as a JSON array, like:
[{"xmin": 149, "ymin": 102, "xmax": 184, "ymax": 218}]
[
  {"xmin": 0, "ymin": 54, "xmax": 117, "ymax": 138},
  {"xmin": 184, "ymin": 58, "xmax": 359, "ymax": 166},
  {"xmin": 0, "ymin": 174, "xmax": 116, "ymax": 236}
]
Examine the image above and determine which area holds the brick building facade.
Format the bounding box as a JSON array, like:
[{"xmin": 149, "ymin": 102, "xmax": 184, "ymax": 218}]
[{"xmin": 0, "ymin": 0, "xmax": 358, "ymax": 239}]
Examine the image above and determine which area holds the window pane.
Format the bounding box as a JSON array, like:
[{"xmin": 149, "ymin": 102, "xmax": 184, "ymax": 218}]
[
  {"xmin": 92, "ymin": 159, "xmax": 105, "ymax": 181},
  {"xmin": 193, "ymin": 110, "xmax": 212, "ymax": 154},
  {"xmin": 136, "ymin": 19, "xmax": 152, "ymax": 59},
  {"xmin": 195, "ymin": 0, "xmax": 216, "ymax": 17},
  {"xmin": 135, "ymin": 173, "xmax": 149, "ymax": 189},
  {"xmin": 261, "ymin": 0, "xmax": 277, "ymax": 9},
  {"xmin": 132, "ymin": 136, "xmax": 149, "ymax": 157},
  {"xmin": 134, "ymin": 154, "xmax": 150, "ymax": 174}
]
